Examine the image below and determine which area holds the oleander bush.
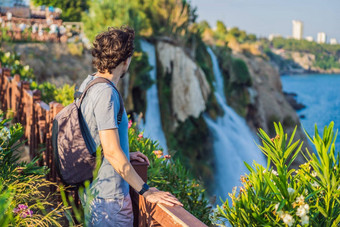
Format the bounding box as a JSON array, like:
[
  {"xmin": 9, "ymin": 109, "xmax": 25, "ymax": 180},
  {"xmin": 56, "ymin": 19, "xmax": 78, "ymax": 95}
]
[
  {"xmin": 0, "ymin": 112, "xmax": 66, "ymax": 226},
  {"xmin": 211, "ymin": 122, "xmax": 340, "ymax": 226}
]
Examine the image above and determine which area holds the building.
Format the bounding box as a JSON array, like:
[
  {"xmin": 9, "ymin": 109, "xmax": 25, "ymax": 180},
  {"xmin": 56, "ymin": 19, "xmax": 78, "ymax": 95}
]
[
  {"xmin": 268, "ymin": 34, "xmax": 282, "ymax": 41},
  {"xmin": 330, "ymin": 38, "xmax": 338, "ymax": 45},
  {"xmin": 317, "ymin": 32, "xmax": 327, "ymax": 44},
  {"xmin": 292, "ymin": 20, "xmax": 303, "ymax": 40},
  {"xmin": 305, "ymin": 36, "xmax": 314, "ymax": 42}
]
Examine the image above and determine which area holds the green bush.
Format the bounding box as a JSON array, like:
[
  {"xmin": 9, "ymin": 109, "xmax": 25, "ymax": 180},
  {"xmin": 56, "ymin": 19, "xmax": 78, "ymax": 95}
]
[
  {"xmin": 55, "ymin": 84, "xmax": 75, "ymax": 106},
  {"xmin": 211, "ymin": 122, "xmax": 340, "ymax": 226},
  {"xmin": 0, "ymin": 112, "xmax": 65, "ymax": 226},
  {"xmin": 0, "ymin": 51, "xmax": 35, "ymax": 81},
  {"xmin": 231, "ymin": 58, "xmax": 252, "ymax": 86}
]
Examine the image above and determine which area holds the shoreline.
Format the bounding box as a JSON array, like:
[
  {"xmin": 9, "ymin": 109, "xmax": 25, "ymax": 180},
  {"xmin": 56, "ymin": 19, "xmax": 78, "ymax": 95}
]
[{"xmin": 280, "ymin": 71, "xmax": 340, "ymax": 76}]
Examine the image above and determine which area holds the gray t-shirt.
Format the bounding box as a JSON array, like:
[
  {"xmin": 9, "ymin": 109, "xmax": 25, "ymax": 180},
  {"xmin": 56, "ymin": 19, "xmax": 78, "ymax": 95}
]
[{"xmin": 78, "ymin": 75, "xmax": 130, "ymax": 199}]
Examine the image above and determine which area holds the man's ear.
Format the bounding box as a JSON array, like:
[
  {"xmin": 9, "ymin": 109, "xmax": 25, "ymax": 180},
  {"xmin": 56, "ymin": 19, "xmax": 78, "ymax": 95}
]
[{"xmin": 125, "ymin": 57, "xmax": 132, "ymax": 66}]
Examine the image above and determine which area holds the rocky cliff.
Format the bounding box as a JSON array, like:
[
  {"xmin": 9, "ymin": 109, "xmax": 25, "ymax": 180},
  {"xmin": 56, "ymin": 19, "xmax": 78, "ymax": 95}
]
[{"xmin": 156, "ymin": 41, "xmax": 211, "ymax": 129}]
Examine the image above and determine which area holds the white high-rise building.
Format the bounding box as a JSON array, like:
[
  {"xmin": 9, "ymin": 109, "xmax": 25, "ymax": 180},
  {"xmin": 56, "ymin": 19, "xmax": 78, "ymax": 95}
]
[
  {"xmin": 292, "ymin": 20, "xmax": 303, "ymax": 40},
  {"xmin": 317, "ymin": 32, "xmax": 327, "ymax": 44},
  {"xmin": 330, "ymin": 38, "xmax": 338, "ymax": 45},
  {"xmin": 305, "ymin": 36, "xmax": 314, "ymax": 42}
]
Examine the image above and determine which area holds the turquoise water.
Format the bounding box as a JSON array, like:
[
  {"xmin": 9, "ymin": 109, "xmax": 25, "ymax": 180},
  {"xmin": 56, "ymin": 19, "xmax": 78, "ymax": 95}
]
[{"xmin": 281, "ymin": 74, "xmax": 340, "ymax": 150}]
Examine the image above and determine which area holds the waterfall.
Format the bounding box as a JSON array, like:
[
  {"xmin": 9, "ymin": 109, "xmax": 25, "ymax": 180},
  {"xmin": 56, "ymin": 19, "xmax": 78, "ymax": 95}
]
[
  {"xmin": 140, "ymin": 40, "xmax": 168, "ymax": 154},
  {"xmin": 205, "ymin": 47, "xmax": 266, "ymax": 202}
]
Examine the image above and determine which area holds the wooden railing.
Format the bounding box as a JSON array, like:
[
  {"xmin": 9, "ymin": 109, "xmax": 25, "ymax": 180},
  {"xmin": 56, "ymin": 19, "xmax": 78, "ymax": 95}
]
[{"xmin": 0, "ymin": 65, "xmax": 207, "ymax": 227}]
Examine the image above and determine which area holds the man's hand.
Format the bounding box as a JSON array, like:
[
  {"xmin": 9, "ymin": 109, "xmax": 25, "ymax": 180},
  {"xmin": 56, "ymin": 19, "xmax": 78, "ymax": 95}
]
[
  {"xmin": 130, "ymin": 151, "xmax": 150, "ymax": 165},
  {"xmin": 143, "ymin": 187, "xmax": 183, "ymax": 207}
]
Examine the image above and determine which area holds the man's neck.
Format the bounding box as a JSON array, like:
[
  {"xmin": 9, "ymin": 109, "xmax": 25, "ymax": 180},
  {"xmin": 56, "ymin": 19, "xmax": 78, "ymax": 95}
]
[{"xmin": 95, "ymin": 70, "xmax": 120, "ymax": 86}]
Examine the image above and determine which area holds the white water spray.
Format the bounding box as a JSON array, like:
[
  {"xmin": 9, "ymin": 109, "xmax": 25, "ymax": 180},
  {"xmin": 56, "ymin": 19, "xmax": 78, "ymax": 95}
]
[
  {"xmin": 205, "ymin": 47, "xmax": 266, "ymax": 202},
  {"xmin": 140, "ymin": 40, "xmax": 168, "ymax": 154}
]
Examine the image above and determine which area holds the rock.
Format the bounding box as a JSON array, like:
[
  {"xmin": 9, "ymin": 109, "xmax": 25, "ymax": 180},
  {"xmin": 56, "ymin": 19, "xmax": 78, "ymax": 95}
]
[
  {"xmin": 156, "ymin": 41, "xmax": 210, "ymax": 125},
  {"xmin": 283, "ymin": 92, "xmax": 306, "ymax": 111}
]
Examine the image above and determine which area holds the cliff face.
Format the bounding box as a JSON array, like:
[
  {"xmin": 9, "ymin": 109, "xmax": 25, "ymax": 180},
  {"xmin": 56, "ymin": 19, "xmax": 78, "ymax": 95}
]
[
  {"xmin": 156, "ymin": 41, "xmax": 211, "ymax": 130},
  {"xmin": 233, "ymin": 53, "xmax": 309, "ymax": 167},
  {"xmin": 155, "ymin": 40, "xmax": 215, "ymax": 187}
]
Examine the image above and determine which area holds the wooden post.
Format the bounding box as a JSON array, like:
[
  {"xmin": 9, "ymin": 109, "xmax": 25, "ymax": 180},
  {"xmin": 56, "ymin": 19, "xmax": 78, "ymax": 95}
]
[
  {"xmin": 12, "ymin": 74, "xmax": 21, "ymax": 120},
  {"xmin": 31, "ymin": 89, "xmax": 41, "ymax": 159},
  {"xmin": 0, "ymin": 68, "xmax": 11, "ymax": 111},
  {"xmin": 130, "ymin": 161, "xmax": 149, "ymax": 227}
]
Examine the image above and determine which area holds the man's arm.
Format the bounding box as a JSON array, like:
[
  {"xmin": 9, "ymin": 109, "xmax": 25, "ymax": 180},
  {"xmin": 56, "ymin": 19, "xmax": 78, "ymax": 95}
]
[{"xmin": 99, "ymin": 129, "xmax": 183, "ymax": 207}]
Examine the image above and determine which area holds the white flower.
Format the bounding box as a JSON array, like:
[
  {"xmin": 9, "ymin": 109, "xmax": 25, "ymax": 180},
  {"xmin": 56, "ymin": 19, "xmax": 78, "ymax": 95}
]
[
  {"xmin": 311, "ymin": 171, "xmax": 317, "ymax": 177},
  {"xmin": 301, "ymin": 215, "xmax": 309, "ymax": 225},
  {"xmin": 232, "ymin": 186, "xmax": 237, "ymax": 194},
  {"xmin": 24, "ymin": 65, "xmax": 30, "ymax": 71},
  {"xmin": 282, "ymin": 213, "xmax": 294, "ymax": 226},
  {"xmin": 288, "ymin": 187, "xmax": 295, "ymax": 196},
  {"xmin": 304, "ymin": 189, "xmax": 308, "ymax": 195},
  {"xmin": 272, "ymin": 170, "xmax": 278, "ymax": 176},
  {"xmin": 0, "ymin": 127, "xmax": 11, "ymax": 141},
  {"xmin": 4, "ymin": 52, "xmax": 10, "ymax": 58},
  {"xmin": 311, "ymin": 181, "xmax": 319, "ymax": 188},
  {"xmin": 277, "ymin": 210, "xmax": 284, "ymax": 218},
  {"xmin": 296, "ymin": 195, "xmax": 305, "ymax": 204},
  {"xmin": 263, "ymin": 169, "xmax": 267, "ymax": 174},
  {"xmin": 303, "ymin": 204, "xmax": 309, "ymax": 213},
  {"xmin": 274, "ymin": 203, "xmax": 280, "ymax": 211},
  {"xmin": 296, "ymin": 205, "xmax": 307, "ymax": 217}
]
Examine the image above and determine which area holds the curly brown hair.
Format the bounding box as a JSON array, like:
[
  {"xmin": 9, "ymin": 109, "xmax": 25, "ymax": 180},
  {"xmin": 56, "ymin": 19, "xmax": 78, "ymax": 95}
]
[{"xmin": 92, "ymin": 26, "xmax": 135, "ymax": 73}]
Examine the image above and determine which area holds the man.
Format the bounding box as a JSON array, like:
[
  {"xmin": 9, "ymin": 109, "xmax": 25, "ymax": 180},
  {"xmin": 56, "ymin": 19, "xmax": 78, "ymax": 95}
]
[{"xmin": 78, "ymin": 26, "xmax": 182, "ymax": 226}]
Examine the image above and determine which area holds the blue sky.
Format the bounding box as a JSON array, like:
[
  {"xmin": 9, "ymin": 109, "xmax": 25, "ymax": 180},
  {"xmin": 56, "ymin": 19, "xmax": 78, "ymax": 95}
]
[{"xmin": 190, "ymin": 0, "xmax": 340, "ymax": 42}]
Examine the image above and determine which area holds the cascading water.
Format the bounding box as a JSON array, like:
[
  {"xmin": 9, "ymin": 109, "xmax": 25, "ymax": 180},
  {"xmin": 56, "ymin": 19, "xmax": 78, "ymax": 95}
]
[
  {"xmin": 140, "ymin": 40, "xmax": 168, "ymax": 154},
  {"xmin": 205, "ymin": 47, "xmax": 266, "ymax": 202}
]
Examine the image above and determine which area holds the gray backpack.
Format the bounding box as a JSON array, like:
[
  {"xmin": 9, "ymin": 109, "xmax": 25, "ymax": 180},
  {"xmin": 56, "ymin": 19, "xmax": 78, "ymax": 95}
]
[{"xmin": 52, "ymin": 77, "xmax": 124, "ymax": 186}]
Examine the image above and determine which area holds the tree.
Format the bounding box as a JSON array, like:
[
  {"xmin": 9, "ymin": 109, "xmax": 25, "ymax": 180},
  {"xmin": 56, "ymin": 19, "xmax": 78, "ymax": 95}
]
[
  {"xmin": 81, "ymin": 0, "xmax": 148, "ymax": 42},
  {"xmin": 31, "ymin": 0, "xmax": 89, "ymax": 21},
  {"xmin": 216, "ymin": 20, "xmax": 227, "ymax": 35}
]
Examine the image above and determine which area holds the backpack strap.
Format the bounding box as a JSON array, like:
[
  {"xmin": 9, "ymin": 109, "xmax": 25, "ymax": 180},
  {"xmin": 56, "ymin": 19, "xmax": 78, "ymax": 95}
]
[{"xmin": 77, "ymin": 77, "xmax": 124, "ymax": 125}]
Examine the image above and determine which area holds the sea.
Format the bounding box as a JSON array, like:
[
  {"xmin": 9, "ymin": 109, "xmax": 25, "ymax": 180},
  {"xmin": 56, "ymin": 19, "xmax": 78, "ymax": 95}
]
[{"xmin": 281, "ymin": 73, "xmax": 340, "ymax": 151}]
